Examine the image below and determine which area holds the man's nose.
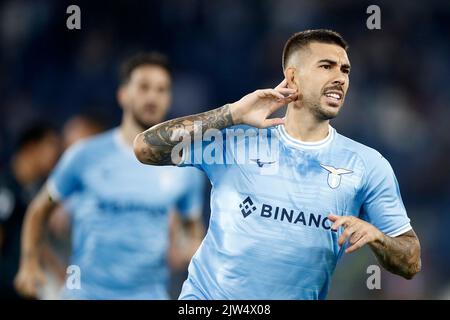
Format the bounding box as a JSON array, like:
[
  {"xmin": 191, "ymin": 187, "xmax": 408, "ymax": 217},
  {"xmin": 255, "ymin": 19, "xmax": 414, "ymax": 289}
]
[
  {"xmin": 144, "ymin": 89, "xmax": 158, "ymax": 101},
  {"xmin": 332, "ymin": 74, "xmax": 346, "ymax": 87}
]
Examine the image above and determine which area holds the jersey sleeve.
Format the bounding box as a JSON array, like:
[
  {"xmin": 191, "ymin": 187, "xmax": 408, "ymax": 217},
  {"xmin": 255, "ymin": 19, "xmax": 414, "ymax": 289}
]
[
  {"xmin": 47, "ymin": 142, "xmax": 86, "ymax": 202},
  {"xmin": 175, "ymin": 168, "xmax": 206, "ymax": 221},
  {"xmin": 359, "ymin": 153, "xmax": 412, "ymax": 237}
]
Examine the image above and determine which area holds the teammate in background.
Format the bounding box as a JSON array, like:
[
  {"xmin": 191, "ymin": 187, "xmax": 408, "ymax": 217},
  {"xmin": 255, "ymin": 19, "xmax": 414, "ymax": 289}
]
[
  {"xmin": 61, "ymin": 114, "xmax": 107, "ymax": 149},
  {"xmin": 38, "ymin": 114, "xmax": 107, "ymax": 299},
  {"xmin": 15, "ymin": 52, "xmax": 205, "ymax": 299},
  {"xmin": 134, "ymin": 30, "xmax": 421, "ymax": 299},
  {"xmin": 0, "ymin": 125, "xmax": 60, "ymax": 299}
]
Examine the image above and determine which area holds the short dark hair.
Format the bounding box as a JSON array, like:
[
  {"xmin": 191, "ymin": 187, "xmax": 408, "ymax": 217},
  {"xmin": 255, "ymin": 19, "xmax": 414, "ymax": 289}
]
[
  {"xmin": 68, "ymin": 112, "xmax": 108, "ymax": 131},
  {"xmin": 282, "ymin": 29, "xmax": 348, "ymax": 70},
  {"xmin": 119, "ymin": 52, "xmax": 172, "ymax": 85},
  {"xmin": 16, "ymin": 124, "xmax": 56, "ymax": 150}
]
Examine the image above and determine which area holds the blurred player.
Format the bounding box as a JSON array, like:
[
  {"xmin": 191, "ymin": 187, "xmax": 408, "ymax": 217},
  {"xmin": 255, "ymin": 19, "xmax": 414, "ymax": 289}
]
[
  {"xmin": 15, "ymin": 52, "xmax": 205, "ymax": 299},
  {"xmin": 0, "ymin": 125, "xmax": 60, "ymax": 299},
  {"xmin": 38, "ymin": 114, "xmax": 107, "ymax": 299},
  {"xmin": 61, "ymin": 114, "xmax": 106, "ymax": 149},
  {"xmin": 134, "ymin": 30, "xmax": 421, "ymax": 299}
]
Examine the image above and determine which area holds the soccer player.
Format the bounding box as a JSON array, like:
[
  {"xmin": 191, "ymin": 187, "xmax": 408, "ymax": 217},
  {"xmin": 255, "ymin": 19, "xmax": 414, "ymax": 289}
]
[
  {"xmin": 0, "ymin": 125, "xmax": 60, "ymax": 299},
  {"xmin": 134, "ymin": 30, "xmax": 421, "ymax": 299},
  {"xmin": 61, "ymin": 113, "xmax": 106, "ymax": 149},
  {"xmin": 14, "ymin": 52, "xmax": 205, "ymax": 299},
  {"xmin": 38, "ymin": 113, "xmax": 107, "ymax": 299}
]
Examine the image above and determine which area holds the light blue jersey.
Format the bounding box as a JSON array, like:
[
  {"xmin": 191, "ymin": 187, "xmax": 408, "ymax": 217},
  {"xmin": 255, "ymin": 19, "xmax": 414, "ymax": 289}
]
[
  {"xmin": 178, "ymin": 124, "xmax": 411, "ymax": 300},
  {"xmin": 47, "ymin": 128, "xmax": 204, "ymax": 299}
]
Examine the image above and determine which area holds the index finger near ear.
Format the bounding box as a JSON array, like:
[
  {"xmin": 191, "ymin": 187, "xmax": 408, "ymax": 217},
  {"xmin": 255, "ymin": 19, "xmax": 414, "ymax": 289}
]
[
  {"xmin": 261, "ymin": 89, "xmax": 285, "ymax": 100},
  {"xmin": 275, "ymin": 79, "xmax": 287, "ymax": 89}
]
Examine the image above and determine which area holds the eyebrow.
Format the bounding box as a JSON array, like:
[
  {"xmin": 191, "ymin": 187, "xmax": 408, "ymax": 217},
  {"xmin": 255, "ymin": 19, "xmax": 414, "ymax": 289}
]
[{"xmin": 317, "ymin": 59, "xmax": 351, "ymax": 70}]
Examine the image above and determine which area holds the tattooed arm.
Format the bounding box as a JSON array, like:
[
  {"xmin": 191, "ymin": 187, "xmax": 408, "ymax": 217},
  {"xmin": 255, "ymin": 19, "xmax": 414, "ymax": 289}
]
[
  {"xmin": 368, "ymin": 229, "xmax": 421, "ymax": 280},
  {"xmin": 134, "ymin": 104, "xmax": 235, "ymax": 165},
  {"xmin": 328, "ymin": 214, "xmax": 421, "ymax": 279},
  {"xmin": 133, "ymin": 79, "xmax": 297, "ymax": 166}
]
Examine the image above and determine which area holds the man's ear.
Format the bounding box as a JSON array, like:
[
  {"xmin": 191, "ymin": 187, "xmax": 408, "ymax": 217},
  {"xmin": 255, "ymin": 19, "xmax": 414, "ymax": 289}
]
[
  {"xmin": 284, "ymin": 67, "xmax": 298, "ymax": 91},
  {"xmin": 117, "ymin": 86, "xmax": 127, "ymax": 110}
]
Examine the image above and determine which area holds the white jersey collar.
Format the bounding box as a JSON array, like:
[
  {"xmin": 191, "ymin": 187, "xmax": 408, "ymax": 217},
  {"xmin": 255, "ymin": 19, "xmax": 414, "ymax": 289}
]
[{"xmin": 277, "ymin": 124, "xmax": 335, "ymax": 150}]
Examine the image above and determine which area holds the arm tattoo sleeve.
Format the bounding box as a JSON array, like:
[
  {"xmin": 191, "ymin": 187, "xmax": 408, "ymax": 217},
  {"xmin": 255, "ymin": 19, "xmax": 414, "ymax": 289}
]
[
  {"xmin": 139, "ymin": 104, "xmax": 234, "ymax": 165},
  {"xmin": 369, "ymin": 229, "xmax": 421, "ymax": 279}
]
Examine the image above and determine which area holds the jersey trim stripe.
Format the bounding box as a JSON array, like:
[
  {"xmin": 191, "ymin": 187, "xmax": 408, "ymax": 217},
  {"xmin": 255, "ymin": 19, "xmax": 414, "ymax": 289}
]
[
  {"xmin": 46, "ymin": 179, "xmax": 62, "ymax": 202},
  {"xmin": 386, "ymin": 223, "xmax": 412, "ymax": 237}
]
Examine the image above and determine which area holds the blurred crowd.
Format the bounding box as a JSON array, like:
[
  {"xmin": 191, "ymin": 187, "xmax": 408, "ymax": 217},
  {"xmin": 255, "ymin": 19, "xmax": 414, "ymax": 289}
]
[{"xmin": 0, "ymin": 0, "xmax": 449, "ymax": 299}]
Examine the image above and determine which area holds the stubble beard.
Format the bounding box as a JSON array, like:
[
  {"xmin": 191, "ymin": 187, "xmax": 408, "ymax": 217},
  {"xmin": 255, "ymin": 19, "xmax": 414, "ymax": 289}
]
[
  {"xmin": 304, "ymin": 94, "xmax": 340, "ymax": 121},
  {"xmin": 130, "ymin": 109, "xmax": 158, "ymax": 131}
]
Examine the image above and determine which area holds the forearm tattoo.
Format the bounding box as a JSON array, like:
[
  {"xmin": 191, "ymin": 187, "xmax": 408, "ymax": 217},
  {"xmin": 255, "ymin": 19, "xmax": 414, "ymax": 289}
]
[
  {"xmin": 369, "ymin": 230, "xmax": 421, "ymax": 279},
  {"xmin": 140, "ymin": 104, "xmax": 234, "ymax": 165}
]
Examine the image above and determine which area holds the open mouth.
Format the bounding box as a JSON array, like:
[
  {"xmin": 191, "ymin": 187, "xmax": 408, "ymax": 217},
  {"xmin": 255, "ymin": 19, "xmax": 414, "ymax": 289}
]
[{"xmin": 323, "ymin": 90, "xmax": 343, "ymax": 104}]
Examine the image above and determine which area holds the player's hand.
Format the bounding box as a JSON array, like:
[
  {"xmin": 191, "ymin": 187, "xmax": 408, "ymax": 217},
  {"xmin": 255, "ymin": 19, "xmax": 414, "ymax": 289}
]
[
  {"xmin": 14, "ymin": 260, "xmax": 47, "ymax": 299},
  {"xmin": 230, "ymin": 79, "xmax": 298, "ymax": 128},
  {"xmin": 328, "ymin": 213, "xmax": 384, "ymax": 253}
]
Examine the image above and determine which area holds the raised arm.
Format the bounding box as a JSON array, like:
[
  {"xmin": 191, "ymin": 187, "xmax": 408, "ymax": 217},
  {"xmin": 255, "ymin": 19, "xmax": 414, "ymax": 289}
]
[
  {"xmin": 14, "ymin": 184, "xmax": 59, "ymax": 298},
  {"xmin": 134, "ymin": 105, "xmax": 234, "ymax": 166},
  {"xmin": 133, "ymin": 80, "xmax": 297, "ymax": 166}
]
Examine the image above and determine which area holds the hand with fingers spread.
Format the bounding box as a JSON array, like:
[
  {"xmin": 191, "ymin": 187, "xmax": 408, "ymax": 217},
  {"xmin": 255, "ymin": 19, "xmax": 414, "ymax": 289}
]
[
  {"xmin": 328, "ymin": 213, "xmax": 384, "ymax": 254},
  {"xmin": 230, "ymin": 79, "xmax": 298, "ymax": 128}
]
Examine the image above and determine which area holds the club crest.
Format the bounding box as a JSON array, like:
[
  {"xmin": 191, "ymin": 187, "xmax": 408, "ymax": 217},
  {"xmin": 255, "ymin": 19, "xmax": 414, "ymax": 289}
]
[{"xmin": 320, "ymin": 164, "xmax": 353, "ymax": 189}]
